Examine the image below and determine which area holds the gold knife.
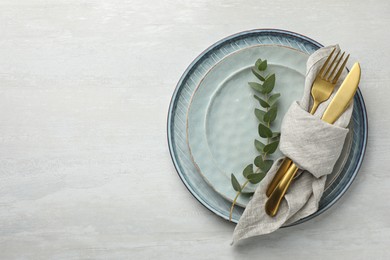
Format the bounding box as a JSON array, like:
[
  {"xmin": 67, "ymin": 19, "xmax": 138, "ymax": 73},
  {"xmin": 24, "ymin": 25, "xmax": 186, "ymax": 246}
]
[{"xmin": 265, "ymin": 62, "xmax": 361, "ymax": 217}]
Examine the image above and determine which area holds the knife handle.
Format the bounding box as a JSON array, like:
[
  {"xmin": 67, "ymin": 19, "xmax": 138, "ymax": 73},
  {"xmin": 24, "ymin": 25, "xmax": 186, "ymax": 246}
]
[
  {"xmin": 266, "ymin": 158, "xmax": 293, "ymax": 197},
  {"xmin": 265, "ymin": 163, "xmax": 299, "ymax": 217}
]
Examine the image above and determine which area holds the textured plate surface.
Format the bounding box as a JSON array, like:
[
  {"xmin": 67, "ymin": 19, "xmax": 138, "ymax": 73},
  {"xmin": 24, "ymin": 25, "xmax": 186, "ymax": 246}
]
[
  {"xmin": 187, "ymin": 45, "xmax": 353, "ymax": 207},
  {"xmin": 167, "ymin": 29, "xmax": 368, "ymax": 224}
]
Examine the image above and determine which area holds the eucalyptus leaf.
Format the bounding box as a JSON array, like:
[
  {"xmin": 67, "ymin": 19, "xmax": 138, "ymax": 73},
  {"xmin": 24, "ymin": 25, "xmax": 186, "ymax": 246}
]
[
  {"xmin": 251, "ymin": 67, "xmax": 265, "ymax": 81},
  {"xmin": 242, "ymin": 164, "xmax": 253, "ymax": 178},
  {"xmin": 254, "ymin": 139, "xmax": 265, "ymax": 152},
  {"xmin": 264, "ymin": 107, "xmax": 278, "ymax": 123},
  {"xmin": 254, "ymin": 95, "xmax": 270, "ymax": 108},
  {"xmin": 269, "ymin": 93, "xmax": 281, "ymax": 105},
  {"xmin": 264, "ymin": 140, "xmax": 279, "ymax": 154},
  {"xmin": 260, "ymin": 159, "xmax": 274, "ymax": 173},
  {"xmin": 247, "ymin": 173, "xmax": 266, "ymax": 184},
  {"xmin": 258, "ymin": 123, "xmax": 272, "ymax": 138},
  {"xmin": 255, "ymin": 59, "xmax": 263, "ymax": 69},
  {"xmin": 257, "ymin": 60, "xmax": 267, "ymax": 71},
  {"xmin": 241, "ymin": 191, "xmax": 255, "ymax": 196},
  {"xmin": 254, "ymin": 108, "xmax": 266, "ymax": 122},
  {"xmin": 263, "ymin": 74, "xmax": 276, "ymax": 94},
  {"xmin": 231, "ymin": 174, "xmax": 241, "ymax": 192},
  {"xmin": 249, "ymin": 82, "xmax": 264, "ymax": 93},
  {"xmin": 254, "ymin": 155, "xmax": 263, "ymax": 167}
]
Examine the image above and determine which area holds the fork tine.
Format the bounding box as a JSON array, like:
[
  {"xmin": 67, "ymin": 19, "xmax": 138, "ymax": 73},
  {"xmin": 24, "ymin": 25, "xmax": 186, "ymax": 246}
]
[
  {"xmin": 328, "ymin": 52, "xmax": 345, "ymax": 81},
  {"xmin": 331, "ymin": 53, "xmax": 350, "ymax": 84},
  {"xmin": 318, "ymin": 48, "xmax": 336, "ymax": 77},
  {"xmin": 323, "ymin": 50, "xmax": 341, "ymax": 79}
]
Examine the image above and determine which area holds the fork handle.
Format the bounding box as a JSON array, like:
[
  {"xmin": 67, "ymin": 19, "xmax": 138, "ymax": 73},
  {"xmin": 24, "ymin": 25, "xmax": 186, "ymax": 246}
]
[
  {"xmin": 265, "ymin": 163, "xmax": 299, "ymax": 217},
  {"xmin": 310, "ymin": 100, "xmax": 320, "ymax": 114}
]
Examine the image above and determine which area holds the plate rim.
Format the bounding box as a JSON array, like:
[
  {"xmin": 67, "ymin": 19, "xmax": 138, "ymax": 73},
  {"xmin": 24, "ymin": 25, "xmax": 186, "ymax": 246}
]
[{"xmin": 167, "ymin": 28, "xmax": 368, "ymax": 226}]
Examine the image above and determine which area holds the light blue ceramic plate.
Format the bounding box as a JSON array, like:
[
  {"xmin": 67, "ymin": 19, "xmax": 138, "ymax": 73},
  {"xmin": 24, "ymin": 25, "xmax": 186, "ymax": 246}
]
[
  {"xmin": 167, "ymin": 29, "xmax": 367, "ymax": 225},
  {"xmin": 187, "ymin": 45, "xmax": 353, "ymax": 207}
]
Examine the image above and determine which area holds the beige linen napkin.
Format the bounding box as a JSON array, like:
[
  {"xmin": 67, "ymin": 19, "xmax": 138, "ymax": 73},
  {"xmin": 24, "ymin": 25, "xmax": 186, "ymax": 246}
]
[{"xmin": 232, "ymin": 45, "xmax": 353, "ymax": 243}]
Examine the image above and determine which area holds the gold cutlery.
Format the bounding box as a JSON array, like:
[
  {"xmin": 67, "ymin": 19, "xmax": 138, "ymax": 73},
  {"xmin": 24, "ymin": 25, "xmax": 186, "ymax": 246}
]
[
  {"xmin": 266, "ymin": 48, "xmax": 349, "ymax": 197},
  {"xmin": 265, "ymin": 62, "xmax": 361, "ymax": 217}
]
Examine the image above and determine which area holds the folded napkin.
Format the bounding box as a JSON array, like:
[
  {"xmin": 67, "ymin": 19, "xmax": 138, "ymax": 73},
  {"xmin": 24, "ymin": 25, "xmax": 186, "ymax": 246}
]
[{"xmin": 232, "ymin": 45, "xmax": 353, "ymax": 243}]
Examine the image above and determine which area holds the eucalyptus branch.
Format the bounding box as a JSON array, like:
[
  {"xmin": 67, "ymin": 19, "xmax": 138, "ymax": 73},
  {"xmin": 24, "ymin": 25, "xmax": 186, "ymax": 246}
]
[{"xmin": 229, "ymin": 59, "xmax": 281, "ymax": 221}]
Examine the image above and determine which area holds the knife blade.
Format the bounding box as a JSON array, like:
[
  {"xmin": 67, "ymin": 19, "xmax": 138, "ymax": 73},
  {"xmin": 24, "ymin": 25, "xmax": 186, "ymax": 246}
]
[
  {"xmin": 322, "ymin": 62, "xmax": 361, "ymax": 124},
  {"xmin": 265, "ymin": 62, "xmax": 361, "ymax": 217}
]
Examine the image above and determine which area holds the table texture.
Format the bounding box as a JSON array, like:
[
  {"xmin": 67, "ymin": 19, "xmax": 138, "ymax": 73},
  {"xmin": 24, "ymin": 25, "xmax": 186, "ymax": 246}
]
[{"xmin": 0, "ymin": 0, "xmax": 389, "ymax": 259}]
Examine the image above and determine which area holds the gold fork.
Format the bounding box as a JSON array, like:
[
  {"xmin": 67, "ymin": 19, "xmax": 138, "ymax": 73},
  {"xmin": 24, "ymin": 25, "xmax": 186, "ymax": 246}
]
[{"xmin": 265, "ymin": 48, "xmax": 350, "ymax": 199}]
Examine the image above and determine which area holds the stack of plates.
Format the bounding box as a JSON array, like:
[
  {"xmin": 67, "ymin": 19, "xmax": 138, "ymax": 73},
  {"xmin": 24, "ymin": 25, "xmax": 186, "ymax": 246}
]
[{"xmin": 167, "ymin": 29, "xmax": 367, "ymax": 225}]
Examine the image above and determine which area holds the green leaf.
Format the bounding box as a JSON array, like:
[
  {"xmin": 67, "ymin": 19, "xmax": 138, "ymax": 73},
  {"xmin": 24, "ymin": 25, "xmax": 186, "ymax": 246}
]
[
  {"xmin": 257, "ymin": 60, "xmax": 267, "ymax": 71},
  {"xmin": 263, "ymin": 74, "xmax": 276, "ymax": 94},
  {"xmin": 254, "ymin": 95, "xmax": 270, "ymax": 108},
  {"xmin": 251, "ymin": 67, "xmax": 265, "ymax": 81},
  {"xmin": 254, "ymin": 156, "xmax": 273, "ymax": 172},
  {"xmin": 242, "ymin": 164, "xmax": 253, "ymax": 178},
  {"xmin": 254, "ymin": 139, "xmax": 265, "ymax": 152},
  {"xmin": 249, "ymin": 82, "xmax": 264, "ymax": 93},
  {"xmin": 254, "ymin": 108, "xmax": 266, "ymax": 122},
  {"xmin": 231, "ymin": 174, "xmax": 241, "ymax": 192},
  {"xmin": 255, "ymin": 59, "xmax": 263, "ymax": 69},
  {"xmin": 241, "ymin": 191, "xmax": 255, "ymax": 196},
  {"xmin": 259, "ymin": 159, "xmax": 274, "ymax": 173},
  {"xmin": 264, "ymin": 107, "xmax": 278, "ymax": 123},
  {"xmin": 264, "ymin": 140, "xmax": 279, "ymax": 154},
  {"xmin": 272, "ymin": 132, "xmax": 281, "ymax": 138},
  {"xmin": 247, "ymin": 173, "xmax": 266, "ymax": 184},
  {"xmin": 254, "ymin": 155, "xmax": 264, "ymax": 167},
  {"xmin": 258, "ymin": 123, "xmax": 272, "ymax": 138},
  {"xmin": 269, "ymin": 93, "xmax": 281, "ymax": 105}
]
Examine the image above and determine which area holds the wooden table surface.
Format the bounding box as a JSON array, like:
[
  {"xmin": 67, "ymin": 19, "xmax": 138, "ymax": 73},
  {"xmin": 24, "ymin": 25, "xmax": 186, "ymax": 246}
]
[{"xmin": 0, "ymin": 0, "xmax": 389, "ymax": 259}]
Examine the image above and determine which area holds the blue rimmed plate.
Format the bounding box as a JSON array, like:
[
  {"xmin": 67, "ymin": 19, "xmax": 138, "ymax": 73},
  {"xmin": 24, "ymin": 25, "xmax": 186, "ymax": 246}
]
[{"xmin": 167, "ymin": 29, "xmax": 367, "ymax": 224}]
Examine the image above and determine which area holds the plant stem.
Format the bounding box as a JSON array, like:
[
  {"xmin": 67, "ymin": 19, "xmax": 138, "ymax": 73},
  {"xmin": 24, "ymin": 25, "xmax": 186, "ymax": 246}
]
[
  {"xmin": 266, "ymin": 93, "xmax": 271, "ymax": 129},
  {"xmin": 229, "ymin": 180, "xmax": 250, "ymax": 221}
]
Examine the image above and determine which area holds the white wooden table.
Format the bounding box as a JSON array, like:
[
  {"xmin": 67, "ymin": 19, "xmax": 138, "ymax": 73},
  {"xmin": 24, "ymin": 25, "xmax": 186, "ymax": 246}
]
[{"xmin": 0, "ymin": 0, "xmax": 389, "ymax": 259}]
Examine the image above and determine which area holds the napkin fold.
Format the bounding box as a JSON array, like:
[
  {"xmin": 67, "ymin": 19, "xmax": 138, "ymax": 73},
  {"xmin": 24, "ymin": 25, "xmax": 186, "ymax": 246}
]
[{"xmin": 232, "ymin": 45, "xmax": 354, "ymax": 243}]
